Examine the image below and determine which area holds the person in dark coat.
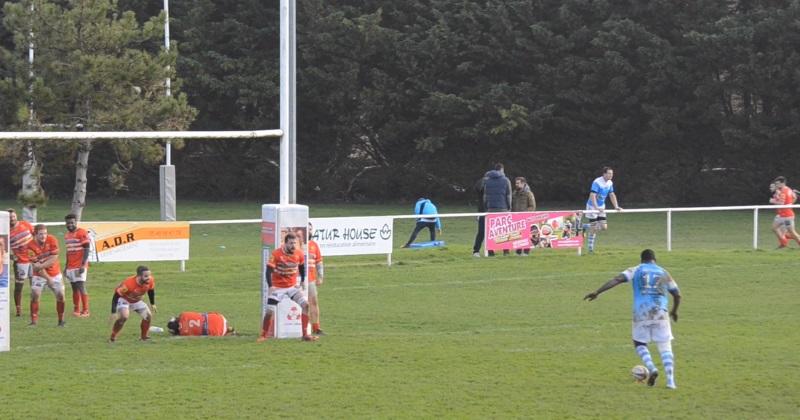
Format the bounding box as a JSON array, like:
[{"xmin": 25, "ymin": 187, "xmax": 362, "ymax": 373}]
[{"xmin": 481, "ymin": 163, "xmax": 513, "ymax": 256}]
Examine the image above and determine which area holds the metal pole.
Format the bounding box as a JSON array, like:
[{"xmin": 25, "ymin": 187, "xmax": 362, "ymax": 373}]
[
  {"xmin": 28, "ymin": 1, "xmax": 34, "ymax": 123},
  {"xmin": 667, "ymin": 209, "xmax": 672, "ymax": 251},
  {"xmin": 160, "ymin": 0, "xmax": 177, "ymax": 223},
  {"xmin": 289, "ymin": 0, "xmax": 297, "ymax": 203},
  {"xmin": 164, "ymin": 0, "xmax": 172, "ymax": 164},
  {"xmin": 279, "ymin": 0, "xmax": 293, "ymax": 205},
  {"xmin": 753, "ymin": 208, "xmax": 759, "ymax": 249}
]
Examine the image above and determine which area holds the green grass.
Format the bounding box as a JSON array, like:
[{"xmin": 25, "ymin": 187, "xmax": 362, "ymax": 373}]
[{"xmin": 1, "ymin": 200, "xmax": 798, "ymax": 418}]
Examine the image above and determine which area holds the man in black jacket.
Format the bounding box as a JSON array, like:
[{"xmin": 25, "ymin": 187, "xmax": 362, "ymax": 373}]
[{"xmin": 475, "ymin": 163, "xmax": 513, "ymax": 256}]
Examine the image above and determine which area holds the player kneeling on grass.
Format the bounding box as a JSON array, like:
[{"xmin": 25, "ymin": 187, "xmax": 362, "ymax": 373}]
[
  {"xmin": 258, "ymin": 232, "xmax": 317, "ymax": 342},
  {"xmin": 166, "ymin": 312, "xmax": 235, "ymax": 336},
  {"xmin": 584, "ymin": 249, "xmax": 681, "ymax": 389},
  {"xmin": 109, "ymin": 265, "xmax": 157, "ymax": 342}
]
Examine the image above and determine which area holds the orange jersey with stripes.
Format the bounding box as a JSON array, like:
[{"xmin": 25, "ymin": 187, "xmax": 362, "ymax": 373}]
[
  {"xmin": 64, "ymin": 228, "xmax": 90, "ymax": 269},
  {"xmin": 267, "ymin": 247, "xmax": 304, "ymax": 288},
  {"xmin": 177, "ymin": 312, "xmax": 228, "ymax": 336},
  {"xmin": 27, "ymin": 235, "xmax": 61, "ymax": 277},
  {"xmin": 306, "ymin": 240, "xmax": 323, "ymax": 282},
  {"xmin": 777, "ymin": 186, "xmax": 795, "ymax": 217},
  {"xmin": 9, "ymin": 220, "xmax": 34, "ymax": 263},
  {"xmin": 115, "ymin": 275, "xmax": 155, "ymax": 303}
]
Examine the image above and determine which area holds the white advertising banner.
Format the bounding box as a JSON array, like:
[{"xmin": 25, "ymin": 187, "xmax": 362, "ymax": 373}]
[
  {"xmin": 83, "ymin": 222, "xmax": 190, "ymax": 262},
  {"xmin": 310, "ymin": 216, "xmax": 394, "ymax": 256},
  {"xmin": 0, "ymin": 212, "xmax": 10, "ymax": 352}
]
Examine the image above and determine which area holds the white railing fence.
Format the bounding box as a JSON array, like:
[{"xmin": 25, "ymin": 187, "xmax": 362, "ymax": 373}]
[{"xmin": 35, "ymin": 204, "xmax": 800, "ymax": 268}]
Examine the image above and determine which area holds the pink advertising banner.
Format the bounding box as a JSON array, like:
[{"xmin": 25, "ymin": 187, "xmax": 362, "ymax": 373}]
[{"xmin": 485, "ymin": 211, "xmax": 583, "ymax": 253}]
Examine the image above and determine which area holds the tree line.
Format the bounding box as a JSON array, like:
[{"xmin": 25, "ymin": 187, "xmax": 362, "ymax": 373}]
[{"xmin": 2, "ymin": 0, "xmax": 800, "ymax": 214}]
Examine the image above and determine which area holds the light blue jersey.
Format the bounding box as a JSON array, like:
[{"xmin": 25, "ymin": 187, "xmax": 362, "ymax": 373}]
[
  {"xmin": 586, "ymin": 176, "xmax": 614, "ymax": 208},
  {"xmin": 621, "ymin": 263, "xmax": 679, "ymax": 322}
]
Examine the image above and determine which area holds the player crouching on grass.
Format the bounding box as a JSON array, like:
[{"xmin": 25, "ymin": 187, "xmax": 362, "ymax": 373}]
[
  {"xmin": 258, "ymin": 232, "xmax": 318, "ymax": 342},
  {"xmin": 109, "ymin": 265, "xmax": 157, "ymax": 342},
  {"xmin": 166, "ymin": 312, "xmax": 236, "ymax": 336}
]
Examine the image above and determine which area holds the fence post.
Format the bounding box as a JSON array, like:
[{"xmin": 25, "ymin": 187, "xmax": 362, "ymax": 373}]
[
  {"xmin": 753, "ymin": 208, "xmax": 759, "ymax": 250},
  {"xmin": 667, "ymin": 209, "xmax": 672, "ymax": 251}
]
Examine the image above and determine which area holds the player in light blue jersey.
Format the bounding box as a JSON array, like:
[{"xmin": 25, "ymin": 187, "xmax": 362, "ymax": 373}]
[
  {"xmin": 583, "ymin": 167, "xmax": 622, "ymax": 253},
  {"xmin": 584, "ymin": 249, "xmax": 681, "ymax": 389}
]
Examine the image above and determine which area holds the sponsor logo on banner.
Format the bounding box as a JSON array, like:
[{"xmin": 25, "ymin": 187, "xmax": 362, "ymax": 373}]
[
  {"xmin": 83, "ymin": 222, "xmax": 190, "ymax": 262},
  {"xmin": 486, "ymin": 211, "xmax": 583, "ymax": 253},
  {"xmin": 310, "ymin": 217, "xmax": 393, "ymax": 256},
  {"xmin": 261, "ymin": 221, "xmax": 276, "ymax": 248}
]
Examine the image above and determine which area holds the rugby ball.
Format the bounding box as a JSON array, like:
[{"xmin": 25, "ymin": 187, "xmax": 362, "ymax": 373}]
[{"xmin": 631, "ymin": 365, "xmax": 648, "ymax": 382}]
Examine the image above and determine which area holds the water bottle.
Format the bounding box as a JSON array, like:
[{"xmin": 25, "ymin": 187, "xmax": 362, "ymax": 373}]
[{"xmin": 149, "ymin": 326, "xmax": 164, "ymax": 334}]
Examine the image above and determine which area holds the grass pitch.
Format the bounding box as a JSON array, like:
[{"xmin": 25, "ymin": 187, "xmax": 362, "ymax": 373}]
[{"xmin": 1, "ymin": 200, "xmax": 798, "ymax": 418}]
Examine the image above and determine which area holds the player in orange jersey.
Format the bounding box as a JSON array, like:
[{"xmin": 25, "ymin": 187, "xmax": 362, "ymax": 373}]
[
  {"xmin": 64, "ymin": 214, "xmax": 91, "ymax": 317},
  {"xmin": 258, "ymin": 232, "xmax": 318, "ymax": 342},
  {"xmin": 166, "ymin": 312, "xmax": 235, "ymax": 336},
  {"xmin": 26, "ymin": 224, "xmax": 66, "ymax": 326},
  {"xmin": 307, "ymin": 222, "xmax": 326, "ymax": 335},
  {"xmin": 770, "ymin": 176, "xmax": 800, "ymax": 248},
  {"xmin": 109, "ymin": 265, "xmax": 157, "ymax": 342},
  {"xmin": 7, "ymin": 208, "xmax": 34, "ymax": 317}
]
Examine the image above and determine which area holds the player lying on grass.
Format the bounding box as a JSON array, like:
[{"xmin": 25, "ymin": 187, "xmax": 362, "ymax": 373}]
[
  {"xmin": 109, "ymin": 265, "xmax": 157, "ymax": 342},
  {"xmin": 166, "ymin": 311, "xmax": 236, "ymax": 336}
]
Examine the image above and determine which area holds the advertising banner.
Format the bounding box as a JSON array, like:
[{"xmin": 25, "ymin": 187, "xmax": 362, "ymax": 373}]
[
  {"xmin": 1, "ymin": 212, "xmax": 10, "ymax": 351},
  {"xmin": 83, "ymin": 222, "xmax": 190, "ymax": 262},
  {"xmin": 485, "ymin": 211, "xmax": 583, "ymax": 254},
  {"xmin": 309, "ymin": 216, "xmax": 393, "ymax": 256}
]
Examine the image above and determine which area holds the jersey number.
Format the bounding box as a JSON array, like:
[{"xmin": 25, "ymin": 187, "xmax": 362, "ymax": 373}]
[{"xmin": 638, "ymin": 273, "xmax": 660, "ymax": 295}]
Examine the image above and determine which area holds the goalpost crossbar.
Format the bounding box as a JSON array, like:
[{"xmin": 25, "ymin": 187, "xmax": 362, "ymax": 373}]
[{"xmin": 0, "ymin": 130, "xmax": 283, "ymax": 141}]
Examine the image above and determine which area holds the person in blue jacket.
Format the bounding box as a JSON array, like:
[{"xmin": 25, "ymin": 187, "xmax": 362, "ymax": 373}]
[{"xmin": 402, "ymin": 198, "xmax": 442, "ymax": 248}]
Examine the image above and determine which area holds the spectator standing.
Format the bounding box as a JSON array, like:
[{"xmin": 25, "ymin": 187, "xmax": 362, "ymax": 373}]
[
  {"xmin": 483, "ymin": 163, "xmax": 512, "ymax": 256},
  {"xmin": 512, "ymin": 177, "xmax": 536, "ymax": 255}
]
